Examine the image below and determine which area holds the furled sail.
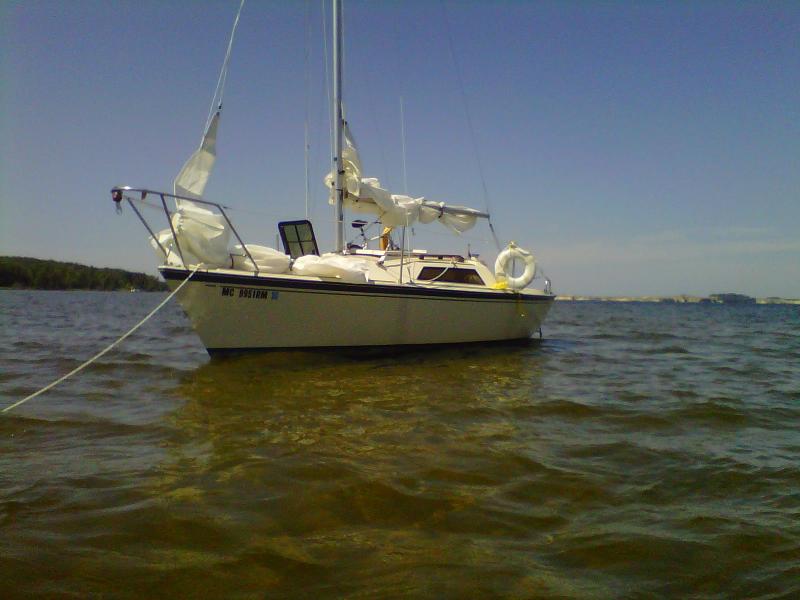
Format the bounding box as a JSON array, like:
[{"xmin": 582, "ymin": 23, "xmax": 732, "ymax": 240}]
[
  {"xmin": 163, "ymin": 111, "xmax": 231, "ymax": 267},
  {"xmin": 326, "ymin": 123, "xmax": 487, "ymax": 233},
  {"xmin": 340, "ymin": 123, "xmax": 363, "ymax": 197},
  {"xmin": 165, "ymin": 0, "xmax": 240, "ymax": 269},
  {"xmin": 165, "ymin": 0, "xmax": 242, "ymax": 267},
  {"xmin": 172, "ymin": 0, "xmax": 244, "ymax": 203},
  {"xmin": 174, "ymin": 111, "xmax": 220, "ymax": 204}
]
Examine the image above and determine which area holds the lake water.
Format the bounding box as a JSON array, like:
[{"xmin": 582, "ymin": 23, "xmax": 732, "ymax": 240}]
[{"xmin": 1, "ymin": 290, "xmax": 798, "ymax": 598}]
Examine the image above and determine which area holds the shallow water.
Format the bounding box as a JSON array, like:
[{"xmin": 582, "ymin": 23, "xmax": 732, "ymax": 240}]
[{"xmin": 1, "ymin": 291, "xmax": 799, "ymax": 598}]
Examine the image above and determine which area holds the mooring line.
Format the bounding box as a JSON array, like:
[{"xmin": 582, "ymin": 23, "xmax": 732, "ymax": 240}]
[{"xmin": 1, "ymin": 266, "xmax": 199, "ymax": 414}]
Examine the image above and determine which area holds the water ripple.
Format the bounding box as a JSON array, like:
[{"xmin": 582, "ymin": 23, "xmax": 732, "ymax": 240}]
[{"xmin": 1, "ymin": 293, "xmax": 799, "ymax": 597}]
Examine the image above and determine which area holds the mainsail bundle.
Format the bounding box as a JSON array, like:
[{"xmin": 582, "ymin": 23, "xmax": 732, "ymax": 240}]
[{"xmin": 325, "ymin": 124, "xmax": 488, "ymax": 233}]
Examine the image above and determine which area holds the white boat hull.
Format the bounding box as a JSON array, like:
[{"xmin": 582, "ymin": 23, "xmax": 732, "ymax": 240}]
[{"xmin": 162, "ymin": 267, "xmax": 554, "ymax": 353}]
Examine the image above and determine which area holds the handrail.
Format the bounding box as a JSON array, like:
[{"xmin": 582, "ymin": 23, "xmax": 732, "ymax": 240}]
[
  {"xmin": 112, "ymin": 186, "xmax": 233, "ymax": 210},
  {"xmin": 126, "ymin": 195, "xmax": 168, "ymax": 259},
  {"xmin": 111, "ymin": 186, "xmax": 259, "ymax": 274},
  {"xmin": 160, "ymin": 192, "xmax": 186, "ymax": 266}
]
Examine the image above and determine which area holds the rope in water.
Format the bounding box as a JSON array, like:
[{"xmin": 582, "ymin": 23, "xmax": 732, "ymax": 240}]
[{"xmin": 1, "ymin": 267, "xmax": 199, "ymax": 414}]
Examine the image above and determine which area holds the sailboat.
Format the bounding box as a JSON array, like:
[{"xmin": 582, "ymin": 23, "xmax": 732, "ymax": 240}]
[{"xmin": 111, "ymin": 0, "xmax": 554, "ymax": 354}]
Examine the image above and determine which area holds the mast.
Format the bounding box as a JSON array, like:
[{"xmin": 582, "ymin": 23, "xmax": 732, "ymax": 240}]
[{"xmin": 332, "ymin": 0, "xmax": 344, "ymax": 252}]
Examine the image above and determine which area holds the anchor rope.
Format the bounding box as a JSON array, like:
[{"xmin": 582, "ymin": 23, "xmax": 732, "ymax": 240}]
[{"xmin": 1, "ymin": 266, "xmax": 200, "ymax": 414}]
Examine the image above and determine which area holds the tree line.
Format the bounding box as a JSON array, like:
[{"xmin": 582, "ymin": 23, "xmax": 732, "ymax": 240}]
[{"xmin": 0, "ymin": 256, "xmax": 168, "ymax": 291}]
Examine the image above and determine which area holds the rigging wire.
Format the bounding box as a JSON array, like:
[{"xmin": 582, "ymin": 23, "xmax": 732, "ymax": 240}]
[
  {"xmin": 400, "ymin": 96, "xmax": 408, "ymax": 195},
  {"xmin": 439, "ymin": 0, "xmax": 502, "ymax": 251},
  {"xmin": 205, "ymin": 0, "xmax": 246, "ymax": 132},
  {"xmin": 341, "ymin": 0, "xmax": 346, "ymax": 104},
  {"xmin": 311, "ymin": 42, "xmax": 330, "ymax": 221},
  {"xmin": 304, "ymin": 0, "xmax": 312, "ymax": 219},
  {"xmin": 365, "ymin": 87, "xmax": 390, "ymax": 186},
  {"xmin": 321, "ymin": 0, "xmax": 334, "ymax": 174}
]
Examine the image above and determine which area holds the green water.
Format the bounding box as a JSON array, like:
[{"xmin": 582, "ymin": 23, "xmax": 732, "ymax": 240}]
[{"xmin": 1, "ymin": 291, "xmax": 799, "ymax": 598}]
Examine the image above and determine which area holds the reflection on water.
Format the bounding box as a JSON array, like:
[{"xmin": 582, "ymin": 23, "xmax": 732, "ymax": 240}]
[
  {"xmin": 154, "ymin": 344, "xmax": 567, "ymax": 597},
  {"xmin": 1, "ymin": 291, "xmax": 799, "ymax": 597}
]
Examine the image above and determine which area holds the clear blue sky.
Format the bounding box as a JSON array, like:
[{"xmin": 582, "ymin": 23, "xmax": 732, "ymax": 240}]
[{"xmin": 2, "ymin": 0, "xmax": 798, "ymax": 297}]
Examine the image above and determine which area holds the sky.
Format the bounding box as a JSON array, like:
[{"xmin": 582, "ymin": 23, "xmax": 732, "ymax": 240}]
[{"xmin": 1, "ymin": 0, "xmax": 798, "ymax": 297}]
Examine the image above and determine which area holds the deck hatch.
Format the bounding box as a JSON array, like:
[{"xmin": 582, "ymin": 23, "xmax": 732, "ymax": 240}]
[{"xmin": 279, "ymin": 220, "xmax": 320, "ymax": 259}]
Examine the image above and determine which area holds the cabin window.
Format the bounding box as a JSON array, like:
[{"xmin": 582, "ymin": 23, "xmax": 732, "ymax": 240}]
[
  {"xmin": 417, "ymin": 266, "xmax": 485, "ymax": 285},
  {"xmin": 278, "ymin": 220, "xmax": 319, "ymax": 259}
]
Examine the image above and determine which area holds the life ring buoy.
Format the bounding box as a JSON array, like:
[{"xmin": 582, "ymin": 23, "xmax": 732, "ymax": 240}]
[{"xmin": 495, "ymin": 242, "xmax": 536, "ymax": 290}]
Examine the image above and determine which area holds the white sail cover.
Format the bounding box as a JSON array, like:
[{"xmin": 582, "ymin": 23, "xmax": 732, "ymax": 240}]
[
  {"xmin": 231, "ymin": 244, "xmax": 291, "ymax": 273},
  {"xmin": 326, "ymin": 124, "xmax": 483, "ymax": 233},
  {"xmin": 172, "ymin": 205, "xmax": 230, "ymax": 266},
  {"xmin": 150, "ymin": 206, "xmax": 231, "ymax": 268},
  {"xmin": 292, "ymin": 253, "xmax": 370, "ymax": 283},
  {"xmin": 150, "ymin": 228, "xmax": 199, "ymax": 267}
]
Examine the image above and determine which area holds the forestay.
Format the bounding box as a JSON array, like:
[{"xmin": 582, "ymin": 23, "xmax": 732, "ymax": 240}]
[{"xmin": 151, "ymin": 0, "xmax": 246, "ymax": 268}]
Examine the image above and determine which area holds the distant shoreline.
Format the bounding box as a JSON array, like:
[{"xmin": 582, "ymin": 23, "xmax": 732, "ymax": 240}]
[
  {"xmin": 555, "ymin": 294, "xmax": 800, "ymax": 305},
  {"xmin": 0, "ymin": 256, "xmax": 167, "ymax": 292}
]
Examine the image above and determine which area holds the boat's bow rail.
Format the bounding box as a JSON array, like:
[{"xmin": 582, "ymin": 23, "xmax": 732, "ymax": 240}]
[{"xmin": 111, "ymin": 186, "xmax": 261, "ymax": 273}]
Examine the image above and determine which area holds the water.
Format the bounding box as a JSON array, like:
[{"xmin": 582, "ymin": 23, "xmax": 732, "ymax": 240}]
[{"xmin": 1, "ymin": 290, "xmax": 798, "ymax": 598}]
